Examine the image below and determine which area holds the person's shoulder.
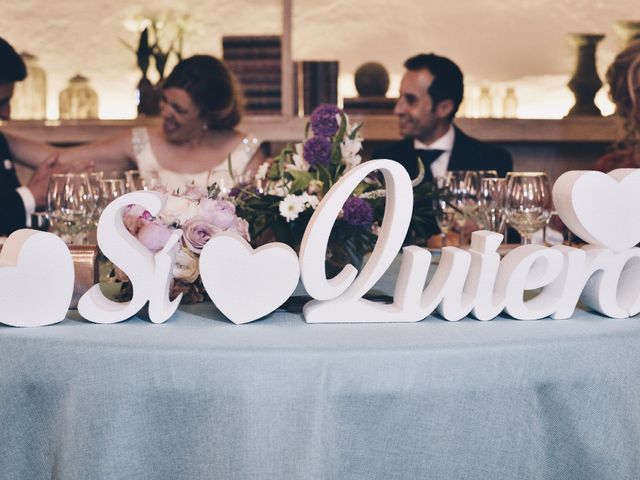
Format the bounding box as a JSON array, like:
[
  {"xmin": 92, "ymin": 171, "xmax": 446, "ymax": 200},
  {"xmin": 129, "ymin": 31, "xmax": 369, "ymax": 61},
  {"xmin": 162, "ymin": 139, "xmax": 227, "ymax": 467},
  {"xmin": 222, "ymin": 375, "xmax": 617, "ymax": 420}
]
[
  {"xmin": 594, "ymin": 148, "xmax": 637, "ymax": 172},
  {"xmin": 454, "ymin": 126, "xmax": 510, "ymax": 157}
]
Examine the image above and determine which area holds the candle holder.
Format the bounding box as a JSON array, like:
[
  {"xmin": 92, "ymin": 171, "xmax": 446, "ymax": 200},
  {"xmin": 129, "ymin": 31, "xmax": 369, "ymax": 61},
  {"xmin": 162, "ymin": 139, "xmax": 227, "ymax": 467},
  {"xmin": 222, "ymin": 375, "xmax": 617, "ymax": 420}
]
[{"xmin": 566, "ymin": 33, "xmax": 605, "ymax": 117}]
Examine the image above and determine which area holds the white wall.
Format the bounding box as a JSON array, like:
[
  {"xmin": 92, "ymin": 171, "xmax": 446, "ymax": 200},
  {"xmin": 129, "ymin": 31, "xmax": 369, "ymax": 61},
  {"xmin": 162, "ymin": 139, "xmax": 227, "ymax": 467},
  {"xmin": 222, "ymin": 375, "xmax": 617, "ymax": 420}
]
[{"xmin": 2, "ymin": 0, "xmax": 634, "ymax": 119}]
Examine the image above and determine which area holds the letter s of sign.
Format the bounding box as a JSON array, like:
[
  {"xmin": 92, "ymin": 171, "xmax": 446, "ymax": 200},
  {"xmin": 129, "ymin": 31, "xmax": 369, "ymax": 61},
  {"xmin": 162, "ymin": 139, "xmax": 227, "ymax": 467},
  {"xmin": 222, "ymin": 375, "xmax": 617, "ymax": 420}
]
[{"xmin": 78, "ymin": 191, "xmax": 182, "ymax": 324}]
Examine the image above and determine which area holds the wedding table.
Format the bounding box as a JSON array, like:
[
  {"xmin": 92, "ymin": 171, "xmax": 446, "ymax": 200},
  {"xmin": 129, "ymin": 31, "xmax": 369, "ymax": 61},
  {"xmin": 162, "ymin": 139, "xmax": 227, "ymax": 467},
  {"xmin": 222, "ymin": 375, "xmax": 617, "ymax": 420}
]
[{"xmin": 1, "ymin": 260, "xmax": 640, "ymax": 479}]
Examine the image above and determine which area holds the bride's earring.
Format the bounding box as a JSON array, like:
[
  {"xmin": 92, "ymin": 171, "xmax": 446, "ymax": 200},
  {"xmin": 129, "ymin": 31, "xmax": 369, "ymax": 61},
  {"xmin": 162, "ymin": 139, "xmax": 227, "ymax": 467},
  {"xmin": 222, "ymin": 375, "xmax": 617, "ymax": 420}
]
[{"xmin": 202, "ymin": 123, "xmax": 208, "ymax": 131}]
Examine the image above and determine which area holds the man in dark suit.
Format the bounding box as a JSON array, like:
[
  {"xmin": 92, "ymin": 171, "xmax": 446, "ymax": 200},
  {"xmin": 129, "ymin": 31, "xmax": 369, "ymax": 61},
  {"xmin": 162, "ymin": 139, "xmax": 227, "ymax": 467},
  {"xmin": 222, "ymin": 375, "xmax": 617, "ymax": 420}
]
[
  {"xmin": 373, "ymin": 53, "xmax": 513, "ymax": 182},
  {"xmin": 0, "ymin": 36, "xmax": 59, "ymax": 235}
]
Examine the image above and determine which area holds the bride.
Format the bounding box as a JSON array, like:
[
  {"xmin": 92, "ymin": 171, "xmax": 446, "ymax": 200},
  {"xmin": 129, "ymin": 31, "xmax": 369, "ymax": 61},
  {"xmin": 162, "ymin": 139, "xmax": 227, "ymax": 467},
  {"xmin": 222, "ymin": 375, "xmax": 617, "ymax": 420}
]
[{"xmin": 59, "ymin": 55, "xmax": 265, "ymax": 192}]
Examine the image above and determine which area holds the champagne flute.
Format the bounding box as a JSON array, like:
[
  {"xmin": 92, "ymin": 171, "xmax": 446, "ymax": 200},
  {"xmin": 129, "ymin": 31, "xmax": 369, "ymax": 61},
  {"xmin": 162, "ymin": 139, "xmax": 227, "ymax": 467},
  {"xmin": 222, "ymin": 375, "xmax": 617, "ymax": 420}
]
[
  {"xmin": 87, "ymin": 171, "xmax": 104, "ymax": 225},
  {"xmin": 99, "ymin": 178, "xmax": 126, "ymax": 211},
  {"xmin": 504, "ymin": 172, "xmax": 553, "ymax": 245},
  {"xmin": 124, "ymin": 170, "xmax": 162, "ymax": 192},
  {"xmin": 449, "ymin": 170, "xmax": 480, "ymax": 245},
  {"xmin": 47, "ymin": 173, "xmax": 94, "ymax": 244},
  {"xmin": 478, "ymin": 177, "xmax": 507, "ymax": 234},
  {"xmin": 433, "ymin": 176, "xmax": 456, "ymax": 247}
]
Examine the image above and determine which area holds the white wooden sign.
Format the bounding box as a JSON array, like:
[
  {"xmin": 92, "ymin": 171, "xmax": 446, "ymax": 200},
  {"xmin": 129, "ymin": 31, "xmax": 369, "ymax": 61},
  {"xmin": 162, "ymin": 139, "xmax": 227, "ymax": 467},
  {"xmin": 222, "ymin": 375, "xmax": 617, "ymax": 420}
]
[
  {"xmin": 0, "ymin": 230, "xmax": 73, "ymax": 327},
  {"xmin": 1, "ymin": 162, "xmax": 639, "ymax": 326},
  {"xmin": 77, "ymin": 191, "xmax": 182, "ymax": 324},
  {"xmin": 200, "ymin": 232, "xmax": 300, "ymax": 324}
]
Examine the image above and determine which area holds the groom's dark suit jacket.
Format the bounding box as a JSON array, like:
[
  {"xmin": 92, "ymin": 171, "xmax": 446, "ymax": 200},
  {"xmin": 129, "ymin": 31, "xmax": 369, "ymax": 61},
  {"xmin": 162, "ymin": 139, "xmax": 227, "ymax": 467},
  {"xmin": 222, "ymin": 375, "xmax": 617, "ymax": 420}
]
[
  {"xmin": 0, "ymin": 133, "xmax": 27, "ymax": 235},
  {"xmin": 372, "ymin": 125, "xmax": 513, "ymax": 182},
  {"xmin": 372, "ymin": 125, "xmax": 514, "ymax": 241}
]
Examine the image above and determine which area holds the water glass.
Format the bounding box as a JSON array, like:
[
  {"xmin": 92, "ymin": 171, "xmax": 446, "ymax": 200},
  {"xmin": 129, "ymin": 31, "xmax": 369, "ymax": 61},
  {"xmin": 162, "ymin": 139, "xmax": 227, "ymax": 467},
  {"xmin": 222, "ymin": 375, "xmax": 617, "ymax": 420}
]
[
  {"xmin": 99, "ymin": 178, "xmax": 126, "ymax": 211},
  {"xmin": 47, "ymin": 173, "xmax": 96, "ymax": 244},
  {"xmin": 124, "ymin": 170, "xmax": 162, "ymax": 192},
  {"xmin": 478, "ymin": 177, "xmax": 507, "ymax": 234},
  {"xmin": 504, "ymin": 172, "xmax": 553, "ymax": 244},
  {"xmin": 448, "ymin": 170, "xmax": 481, "ymax": 245},
  {"xmin": 432, "ymin": 176, "xmax": 456, "ymax": 247}
]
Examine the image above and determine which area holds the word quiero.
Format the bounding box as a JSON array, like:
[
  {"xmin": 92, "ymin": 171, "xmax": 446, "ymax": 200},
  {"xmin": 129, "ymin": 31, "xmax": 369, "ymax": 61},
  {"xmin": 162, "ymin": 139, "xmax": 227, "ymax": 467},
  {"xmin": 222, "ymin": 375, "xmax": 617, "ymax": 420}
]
[{"xmin": 0, "ymin": 161, "xmax": 638, "ymax": 327}]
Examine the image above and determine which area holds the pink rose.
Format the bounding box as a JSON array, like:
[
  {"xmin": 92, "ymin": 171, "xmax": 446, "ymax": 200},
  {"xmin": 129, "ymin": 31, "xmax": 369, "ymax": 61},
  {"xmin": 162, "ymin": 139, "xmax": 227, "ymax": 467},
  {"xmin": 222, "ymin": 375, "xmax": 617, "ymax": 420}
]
[
  {"xmin": 182, "ymin": 219, "xmax": 222, "ymax": 254},
  {"xmin": 234, "ymin": 218, "xmax": 251, "ymax": 242},
  {"xmin": 123, "ymin": 204, "xmax": 153, "ymax": 235},
  {"xmin": 137, "ymin": 220, "xmax": 173, "ymax": 253},
  {"xmin": 198, "ymin": 199, "xmax": 237, "ymax": 230},
  {"xmin": 183, "ymin": 184, "xmax": 208, "ymax": 201}
]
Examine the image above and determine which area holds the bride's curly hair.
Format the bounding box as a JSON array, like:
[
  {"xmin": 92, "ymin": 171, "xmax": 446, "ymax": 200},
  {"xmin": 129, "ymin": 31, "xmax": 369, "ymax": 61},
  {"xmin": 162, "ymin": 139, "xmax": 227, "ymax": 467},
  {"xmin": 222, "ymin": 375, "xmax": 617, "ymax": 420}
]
[
  {"xmin": 163, "ymin": 55, "xmax": 245, "ymax": 130},
  {"xmin": 607, "ymin": 40, "xmax": 640, "ymax": 153}
]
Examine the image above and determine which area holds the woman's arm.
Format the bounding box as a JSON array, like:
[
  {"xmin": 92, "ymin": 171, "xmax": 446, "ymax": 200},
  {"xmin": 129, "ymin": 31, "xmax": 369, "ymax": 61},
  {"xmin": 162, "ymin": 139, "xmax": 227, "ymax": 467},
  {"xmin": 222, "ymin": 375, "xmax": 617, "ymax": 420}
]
[
  {"xmin": 3, "ymin": 132, "xmax": 57, "ymax": 168},
  {"xmin": 4, "ymin": 129, "xmax": 137, "ymax": 173},
  {"xmin": 57, "ymin": 129, "xmax": 137, "ymax": 172}
]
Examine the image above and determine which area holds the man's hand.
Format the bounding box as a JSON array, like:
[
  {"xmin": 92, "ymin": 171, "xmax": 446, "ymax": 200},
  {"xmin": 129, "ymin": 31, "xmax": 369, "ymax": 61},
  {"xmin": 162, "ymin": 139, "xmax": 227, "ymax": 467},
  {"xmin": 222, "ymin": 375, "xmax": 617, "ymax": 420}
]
[{"xmin": 26, "ymin": 153, "xmax": 61, "ymax": 208}]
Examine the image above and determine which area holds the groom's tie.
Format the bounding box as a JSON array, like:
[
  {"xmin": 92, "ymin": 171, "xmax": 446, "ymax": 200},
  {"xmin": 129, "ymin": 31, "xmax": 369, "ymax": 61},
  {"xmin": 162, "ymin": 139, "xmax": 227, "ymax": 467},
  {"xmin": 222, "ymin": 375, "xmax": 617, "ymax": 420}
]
[{"xmin": 415, "ymin": 149, "xmax": 445, "ymax": 182}]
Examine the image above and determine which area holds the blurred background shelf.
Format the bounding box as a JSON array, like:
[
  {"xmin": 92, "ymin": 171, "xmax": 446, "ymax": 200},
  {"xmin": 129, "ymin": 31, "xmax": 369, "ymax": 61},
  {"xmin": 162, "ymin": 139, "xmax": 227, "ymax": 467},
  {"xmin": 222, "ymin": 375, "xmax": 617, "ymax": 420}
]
[
  {"xmin": 1, "ymin": 115, "xmax": 622, "ymax": 144},
  {"xmin": 2, "ymin": 116, "xmax": 620, "ymax": 184}
]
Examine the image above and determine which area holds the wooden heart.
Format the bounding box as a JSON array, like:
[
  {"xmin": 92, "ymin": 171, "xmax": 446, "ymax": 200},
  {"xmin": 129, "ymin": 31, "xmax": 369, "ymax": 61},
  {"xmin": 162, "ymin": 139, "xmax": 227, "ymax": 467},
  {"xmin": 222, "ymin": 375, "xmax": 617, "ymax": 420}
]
[
  {"xmin": 0, "ymin": 230, "xmax": 74, "ymax": 327},
  {"xmin": 553, "ymin": 169, "xmax": 640, "ymax": 252},
  {"xmin": 199, "ymin": 232, "xmax": 300, "ymax": 324}
]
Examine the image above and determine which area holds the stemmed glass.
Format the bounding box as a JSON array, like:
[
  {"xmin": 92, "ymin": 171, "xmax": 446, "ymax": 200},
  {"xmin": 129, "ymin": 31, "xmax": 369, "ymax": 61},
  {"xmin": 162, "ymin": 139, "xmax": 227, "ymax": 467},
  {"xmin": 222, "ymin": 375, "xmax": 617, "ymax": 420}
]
[
  {"xmin": 504, "ymin": 172, "xmax": 553, "ymax": 244},
  {"xmin": 432, "ymin": 176, "xmax": 456, "ymax": 247},
  {"xmin": 124, "ymin": 170, "xmax": 162, "ymax": 192},
  {"xmin": 99, "ymin": 178, "xmax": 126, "ymax": 211},
  {"xmin": 448, "ymin": 170, "xmax": 495, "ymax": 245},
  {"xmin": 47, "ymin": 173, "xmax": 96, "ymax": 244},
  {"xmin": 477, "ymin": 177, "xmax": 507, "ymax": 234}
]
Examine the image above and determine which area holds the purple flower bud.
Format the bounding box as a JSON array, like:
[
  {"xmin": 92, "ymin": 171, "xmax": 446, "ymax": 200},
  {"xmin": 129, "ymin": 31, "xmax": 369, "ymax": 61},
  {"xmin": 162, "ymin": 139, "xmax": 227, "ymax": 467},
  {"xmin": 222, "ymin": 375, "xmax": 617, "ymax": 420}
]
[
  {"xmin": 303, "ymin": 136, "xmax": 332, "ymax": 168},
  {"xmin": 310, "ymin": 104, "xmax": 342, "ymax": 137},
  {"xmin": 342, "ymin": 196, "xmax": 374, "ymax": 228}
]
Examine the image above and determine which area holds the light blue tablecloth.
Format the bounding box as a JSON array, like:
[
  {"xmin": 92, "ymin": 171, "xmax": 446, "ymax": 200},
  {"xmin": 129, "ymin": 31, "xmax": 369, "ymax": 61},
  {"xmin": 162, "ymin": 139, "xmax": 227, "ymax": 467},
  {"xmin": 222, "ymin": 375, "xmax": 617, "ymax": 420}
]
[{"xmin": 1, "ymin": 261, "xmax": 640, "ymax": 479}]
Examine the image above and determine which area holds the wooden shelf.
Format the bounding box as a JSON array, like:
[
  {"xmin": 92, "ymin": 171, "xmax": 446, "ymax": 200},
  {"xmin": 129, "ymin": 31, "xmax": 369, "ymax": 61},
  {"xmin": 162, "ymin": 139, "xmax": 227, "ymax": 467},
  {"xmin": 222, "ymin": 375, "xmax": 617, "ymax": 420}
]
[{"xmin": 0, "ymin": 115, "xmax": 622, "ymax": 145}]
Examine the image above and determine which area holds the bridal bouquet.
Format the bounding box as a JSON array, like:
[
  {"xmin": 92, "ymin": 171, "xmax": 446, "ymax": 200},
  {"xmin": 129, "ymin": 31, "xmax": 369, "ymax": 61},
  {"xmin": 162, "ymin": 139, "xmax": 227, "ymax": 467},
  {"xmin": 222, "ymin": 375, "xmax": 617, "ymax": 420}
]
[
  {"xmin": 119, "ymin": 184, "xmax": 250, "ymax": 302},
  {"xmin": 232, "ymin": 104, "xmax": 383, "ymax": 272}
]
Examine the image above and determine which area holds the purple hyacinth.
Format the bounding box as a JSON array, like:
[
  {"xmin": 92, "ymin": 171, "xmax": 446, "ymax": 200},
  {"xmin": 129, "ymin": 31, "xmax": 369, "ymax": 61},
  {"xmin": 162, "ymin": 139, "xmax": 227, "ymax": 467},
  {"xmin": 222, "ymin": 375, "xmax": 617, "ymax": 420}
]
[
  {"xmin": 303, "ymin": 136, "xmax": 332, "ymax": 168},
  {"xmin": 342, "ymin": 196, "xmax": 374, "ymax": 228},
  {"xmin": 310, "ymin": 104, "xmax": 342, "ymax": 137}
]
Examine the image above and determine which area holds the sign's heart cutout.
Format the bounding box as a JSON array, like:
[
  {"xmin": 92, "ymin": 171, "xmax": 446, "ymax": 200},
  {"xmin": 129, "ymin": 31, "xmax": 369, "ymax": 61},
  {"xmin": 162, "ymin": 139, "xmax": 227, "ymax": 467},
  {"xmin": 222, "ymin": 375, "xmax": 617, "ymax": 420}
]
[
  {"xmin": 199, "ymin": 232, "xmax": 300, "ymax": 324},
  {"xmin": 553, "ymin": 168, "xmax": 640, "ymax": 252}
]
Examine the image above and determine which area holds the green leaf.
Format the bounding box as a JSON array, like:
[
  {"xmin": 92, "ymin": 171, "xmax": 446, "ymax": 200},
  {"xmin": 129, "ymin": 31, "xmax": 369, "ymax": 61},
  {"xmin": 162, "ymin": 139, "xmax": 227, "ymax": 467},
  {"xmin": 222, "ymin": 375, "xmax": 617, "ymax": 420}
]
[
  {"xmin": 349, "ymin": 122, "xmax": 363, "ymax": 140},
  {"xmin": 287, "ymin": 169, "xmax": 313, "ymax": 193}
]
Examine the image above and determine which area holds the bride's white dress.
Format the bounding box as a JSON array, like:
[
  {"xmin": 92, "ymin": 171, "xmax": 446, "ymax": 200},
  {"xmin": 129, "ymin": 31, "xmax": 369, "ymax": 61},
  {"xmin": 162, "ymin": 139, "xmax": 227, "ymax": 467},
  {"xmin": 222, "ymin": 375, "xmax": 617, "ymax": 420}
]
[{"xmin": 131, "ymin": 127, "xmax": 260, "ymax": 192}]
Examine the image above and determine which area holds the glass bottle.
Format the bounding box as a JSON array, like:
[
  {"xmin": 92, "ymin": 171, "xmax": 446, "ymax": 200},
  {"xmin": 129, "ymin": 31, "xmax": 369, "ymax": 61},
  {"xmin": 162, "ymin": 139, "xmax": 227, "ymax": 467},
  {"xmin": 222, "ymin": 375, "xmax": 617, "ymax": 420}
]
[
  {"xmin": 59, "ymin": 74, "xmax": 99, "ymax": 119},
  {"xmin": 478, "ymin": 86, "xmax": 493, "ymax": 118},
  {"xmin": 503, "ymin": 87, "xmax": 518, "ymax": 118},
  {"xmin": 11, "ymin": 52, "xmax": 47, "ymax": 119}
]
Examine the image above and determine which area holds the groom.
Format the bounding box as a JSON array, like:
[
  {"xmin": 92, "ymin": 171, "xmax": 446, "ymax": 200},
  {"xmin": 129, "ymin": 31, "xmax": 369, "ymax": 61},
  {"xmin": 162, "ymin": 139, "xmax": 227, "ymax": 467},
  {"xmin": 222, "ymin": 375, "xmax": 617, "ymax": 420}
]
[
  {"xmin": 0, "ymin": 36, "xmax": 60, "ymax": 235},
  {"xmin": 372, "ymin": 53, "xmax": 513, "ymax": 183}
]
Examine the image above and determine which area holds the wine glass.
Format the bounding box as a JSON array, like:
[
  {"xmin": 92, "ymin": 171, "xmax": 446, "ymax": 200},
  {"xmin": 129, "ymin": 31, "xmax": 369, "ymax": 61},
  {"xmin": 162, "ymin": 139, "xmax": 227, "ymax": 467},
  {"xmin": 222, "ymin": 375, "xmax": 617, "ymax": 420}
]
[
  {"xmin": 448, "ymin": 170, "xmax": 480, "ymax": 245},
  {"xmin": 47, "ymin": 173, "xmax": 95, "ymax": 244},
  {"xmin": 478, "ymin": 177, "xmax": 507, "ymax": 234},
  {"xmin": 432, "ymin": 176, "xmax": 456, "ymax": 247},
  {"xmin": 124, "ymin": 170, "xmax": 162, "ymax": 192},
  {"xmin": 99, "ymin": 178, "xmax": 126, "ymax": 211},
  {"xmin": 504, "ymin": 172, "xmax": 553, "ymax": 244},
  {"xmin": 87, "ymin": 171, "xmax": 104, "ymax": 226}
]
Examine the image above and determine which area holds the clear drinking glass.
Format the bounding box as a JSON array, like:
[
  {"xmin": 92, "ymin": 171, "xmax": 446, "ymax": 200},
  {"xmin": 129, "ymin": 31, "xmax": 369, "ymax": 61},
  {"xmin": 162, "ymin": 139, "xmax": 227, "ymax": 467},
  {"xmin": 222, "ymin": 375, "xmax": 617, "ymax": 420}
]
[
  {"xmin": 433, "ymin": 176, "xmax": 456, "ymax": 247},
  {"xmin": 99, "ymin": 178, "xmax": 126, "ymax": 211},
  {"xmin": 478, "ymin": 177, "xmax": 507, "ymax": 233},
  {"xmin": 504, "ymin": 172, "xmax": 553, "ymax": 244},
  {"xmin": 124, "ymin": 170, "xmax": 162, "ymax": 192},
  {"xmin": 448, "ymin": 170, "xmax": 482, "ymax": 245},
  {"xmin": 87, "ymin": 171, "xmax": 104, "ymax": 227},
  {"xmin": 46, "ymin": 173, "xmax": 95, "ymax": 244}
]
